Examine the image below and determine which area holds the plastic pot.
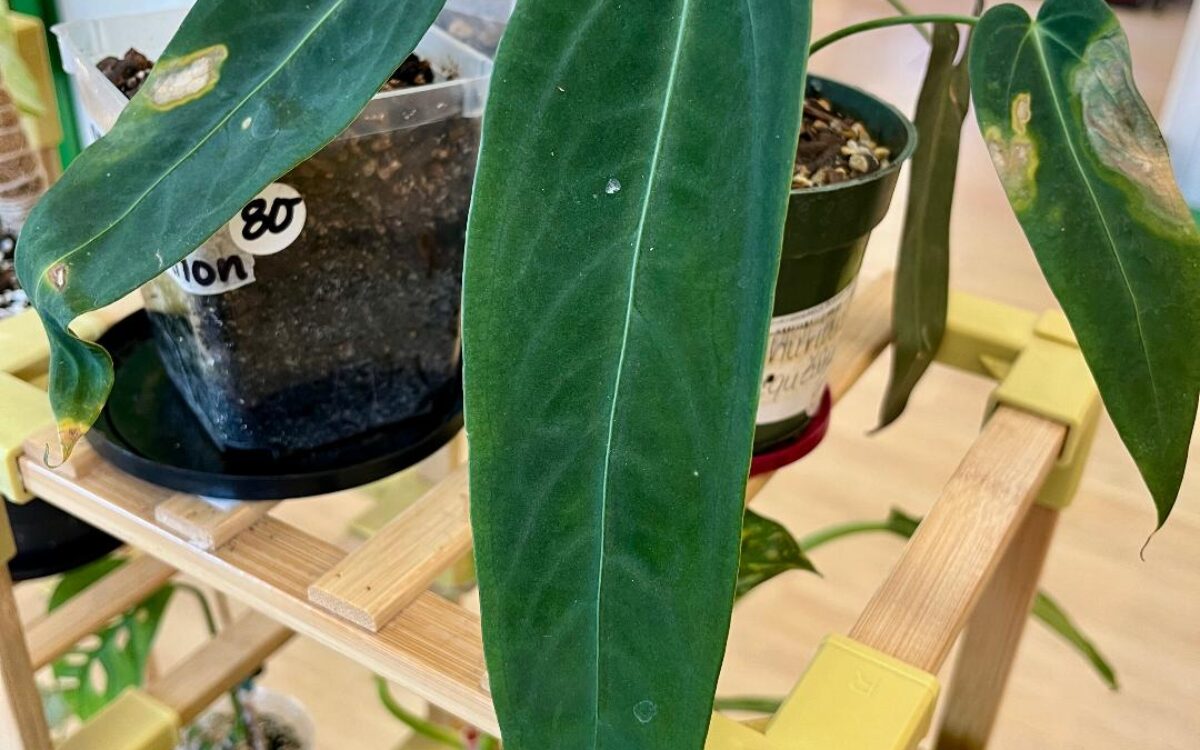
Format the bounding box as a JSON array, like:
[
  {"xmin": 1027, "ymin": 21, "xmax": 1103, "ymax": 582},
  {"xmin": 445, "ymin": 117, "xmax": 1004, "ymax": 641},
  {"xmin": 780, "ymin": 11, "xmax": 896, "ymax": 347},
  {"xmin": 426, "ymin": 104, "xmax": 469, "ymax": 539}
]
[
  {"xmin": 56, "ymin": 12, "xmax": 492, "ymax": 454},
  {"xmin": 754, "ymin": 77, "xmax": 917, "ymax": 453},
  {"xmin": 6, "ymin": 498, "xmax": 121, "ymax": 581},
  {"xmin": 435, "ymin": 0, "xmax": 515, "ymax": 56}
]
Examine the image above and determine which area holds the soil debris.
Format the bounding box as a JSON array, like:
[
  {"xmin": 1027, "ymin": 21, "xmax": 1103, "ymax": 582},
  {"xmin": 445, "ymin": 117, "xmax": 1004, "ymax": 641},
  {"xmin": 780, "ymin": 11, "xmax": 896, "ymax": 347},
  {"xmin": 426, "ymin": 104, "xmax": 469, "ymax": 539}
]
[{"xmin": 794, "ymin": 97, "xmax": 891, "ymax": 189}]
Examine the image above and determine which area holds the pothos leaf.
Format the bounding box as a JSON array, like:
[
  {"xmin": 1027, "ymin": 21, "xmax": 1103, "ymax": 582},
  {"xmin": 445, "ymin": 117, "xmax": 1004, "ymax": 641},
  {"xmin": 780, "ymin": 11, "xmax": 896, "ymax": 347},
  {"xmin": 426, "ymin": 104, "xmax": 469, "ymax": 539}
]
[
  {"xmin": 49, "ymin": 557, "xmax": 174, "ymax": 721},
  {"xmin": 15, "ymin": 0, "xmax": 447, "ymax": 459},
  {"xmin": 879, "ymin": 23, "xmax": 971, "ymax": 428},
  {"xmin": 736, "ymin": 509, "xmax": 817, "ymax": 600},
  {"xmin": 970, "ymin": 0, "xmax": 1200, "ymax": 527}
]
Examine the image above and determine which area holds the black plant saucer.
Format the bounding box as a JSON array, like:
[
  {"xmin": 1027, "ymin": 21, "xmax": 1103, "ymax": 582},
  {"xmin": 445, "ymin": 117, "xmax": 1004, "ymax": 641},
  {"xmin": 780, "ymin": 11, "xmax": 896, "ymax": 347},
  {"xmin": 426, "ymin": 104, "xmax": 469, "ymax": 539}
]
[{"xmin": 88, "ymin": 312, "xmax": 463, "ymax": 501}]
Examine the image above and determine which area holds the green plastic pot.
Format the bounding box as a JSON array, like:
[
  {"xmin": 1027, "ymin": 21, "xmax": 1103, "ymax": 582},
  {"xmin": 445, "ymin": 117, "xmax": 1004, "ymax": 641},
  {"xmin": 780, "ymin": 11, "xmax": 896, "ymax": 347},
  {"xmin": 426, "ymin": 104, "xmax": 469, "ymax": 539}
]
[{"xmin": 755, "ymin": 77, "xmax": 917, "ymax": 452}]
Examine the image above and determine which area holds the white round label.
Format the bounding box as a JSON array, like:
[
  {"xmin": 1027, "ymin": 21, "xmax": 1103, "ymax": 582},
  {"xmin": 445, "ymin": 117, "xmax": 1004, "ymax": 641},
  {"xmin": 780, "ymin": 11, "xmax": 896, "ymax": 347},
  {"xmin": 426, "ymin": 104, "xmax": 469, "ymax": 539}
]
[
  {"xmin": 229, "ymin": 182, "xmax": 307, "ymax": 256},
  {"xmin": 757, "ymin": 282, "xmax": 857, "ymax": 425}
]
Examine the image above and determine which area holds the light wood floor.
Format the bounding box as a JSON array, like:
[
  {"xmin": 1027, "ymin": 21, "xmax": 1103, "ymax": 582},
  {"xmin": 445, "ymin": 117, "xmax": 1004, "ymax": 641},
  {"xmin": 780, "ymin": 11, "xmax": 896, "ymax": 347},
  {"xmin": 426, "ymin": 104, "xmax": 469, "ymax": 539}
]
[{"xmin": 16, "ymin": 1, "xmax": 1199, "ymax": 748}]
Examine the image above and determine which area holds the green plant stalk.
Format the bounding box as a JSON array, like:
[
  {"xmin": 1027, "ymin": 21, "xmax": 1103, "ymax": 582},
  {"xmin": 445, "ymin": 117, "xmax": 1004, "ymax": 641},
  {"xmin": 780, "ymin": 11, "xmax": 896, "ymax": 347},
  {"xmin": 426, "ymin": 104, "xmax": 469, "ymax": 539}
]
[
  {"xmin": 798, "ymin": 520, "xmax": 897, "ymax": 551},
  {"xmin": 882, "ymin": 0, "xmax": 932, "ymax": 40},
  {"xmin": 175, "ymin": 584, "xmax": 250, "ymax": 743},
  {"xmin": 375, "ymin": 677, "xmax": 465, "ymax": 749},
  {"xmin": 809, "ymin": 14, "xmax": 978, "ymax": 54},
  {"xmin": 713, "ymin": 696, "xmax": 784, "ymax": 714}
]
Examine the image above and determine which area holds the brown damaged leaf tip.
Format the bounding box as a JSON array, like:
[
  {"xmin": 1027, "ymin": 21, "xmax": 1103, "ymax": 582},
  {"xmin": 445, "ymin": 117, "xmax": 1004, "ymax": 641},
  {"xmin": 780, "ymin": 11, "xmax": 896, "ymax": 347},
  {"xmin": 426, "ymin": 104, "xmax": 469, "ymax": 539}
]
[{"xmin": 44, "ymin": 423, "xmax": 85, "ymax": 468}]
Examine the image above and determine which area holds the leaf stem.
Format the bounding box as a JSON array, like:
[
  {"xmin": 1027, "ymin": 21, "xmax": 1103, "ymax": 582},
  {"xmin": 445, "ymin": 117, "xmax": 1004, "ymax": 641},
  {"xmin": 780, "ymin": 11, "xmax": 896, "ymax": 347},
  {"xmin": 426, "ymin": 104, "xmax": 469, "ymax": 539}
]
[
  {"xmin": 175, "ymin": 584, "xmax": 252, "ymax": 742},
  {"xmin": 810, "ymin": 15, "xmax": 978, "ymax": 55},
  {"xmin": 713, "ymin": 696, "xmax": 784, "ymax": 714},
  {"xmin": 375, "ymin": 677, "xmax": 466, "ymax": 749},
  {"xmin": 799, "ymin": 521, "xmax": 897, "ymax": 551},
  {"xmin": 882, "ymin": 0, "xmax": 932, "ymax": 41}
]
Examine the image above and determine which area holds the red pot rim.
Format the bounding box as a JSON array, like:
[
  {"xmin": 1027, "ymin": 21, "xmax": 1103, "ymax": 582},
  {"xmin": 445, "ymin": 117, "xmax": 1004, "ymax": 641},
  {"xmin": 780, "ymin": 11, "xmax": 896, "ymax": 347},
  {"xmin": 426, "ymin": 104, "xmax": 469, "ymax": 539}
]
[{"xmin": 750, "ymin": 388, "xmax": 832, "ymax": 476}]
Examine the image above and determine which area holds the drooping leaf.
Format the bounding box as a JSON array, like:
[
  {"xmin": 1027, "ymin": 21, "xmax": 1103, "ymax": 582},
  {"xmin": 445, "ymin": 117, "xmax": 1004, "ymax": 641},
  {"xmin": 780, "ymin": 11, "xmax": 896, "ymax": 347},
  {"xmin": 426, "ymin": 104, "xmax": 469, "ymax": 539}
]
[
  {"xmin": 879, "ymin": 23, "xmax": 971, "ymax": 428},
  {"xmin": 736, "ymin": 509, "xmax": 817, "ymax": 600},
  {"xmin": 15, "ymin": 0, "xmax": 446, "ymax": 458},
  {"xmin": 49, "ymin": 557, "xmax": 174, "ymax": 720},
  {"xmin": 1032, "ymin": 591, "xmax": 1118, "ymax": 690},
  {"xmin": 970, "ymin": 0, "xmax": 1200, "ymax": 527},
  {"xmin": 462, "ymin": 0, "xmax": 812, "ymax": 746}
]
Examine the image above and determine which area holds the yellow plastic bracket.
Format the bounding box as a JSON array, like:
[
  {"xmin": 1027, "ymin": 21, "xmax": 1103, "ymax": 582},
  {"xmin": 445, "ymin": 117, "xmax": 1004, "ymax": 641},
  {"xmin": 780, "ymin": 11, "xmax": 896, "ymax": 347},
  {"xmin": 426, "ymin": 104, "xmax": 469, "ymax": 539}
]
[
  {"xmin": 0, "ymin": 497, "xmax": 15, "ymax": 564},
  {"xmin": 0, "ymin": 310, "xmax": 51, "ymax": 382},
  {"xmin": 59, "ymin": 689, "xmax": 180, "ymax": 750},
  {"xmin": 936, "ymin": 292, "xmax": 1101, "ymax": 510},
  {"xmin": 0, "ymin": 372, "xmax": 53, "ymax": 504}
]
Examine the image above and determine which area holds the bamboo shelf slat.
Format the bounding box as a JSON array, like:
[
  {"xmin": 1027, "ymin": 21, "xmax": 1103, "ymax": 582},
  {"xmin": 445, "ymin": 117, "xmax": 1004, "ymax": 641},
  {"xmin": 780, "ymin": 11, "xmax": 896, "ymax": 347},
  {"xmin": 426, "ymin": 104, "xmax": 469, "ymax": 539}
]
[{"xmin": 25, "ymin": 553, "xmax": 177, "ymax": 670}]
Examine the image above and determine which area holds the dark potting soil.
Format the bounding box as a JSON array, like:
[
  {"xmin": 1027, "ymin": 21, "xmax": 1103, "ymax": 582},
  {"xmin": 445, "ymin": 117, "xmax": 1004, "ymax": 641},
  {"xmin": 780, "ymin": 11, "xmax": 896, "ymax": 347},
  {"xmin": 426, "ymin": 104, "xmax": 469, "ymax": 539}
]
[
  {"xmin": 794, "ymin": 97, "xmax": 891, "ymax": 189},
  {"xmin": 0, "ymin": 230, "xmax": 26, "ymax": 320},
  {"xmin": 184, "ymin": 713, "xmax": 304, "ymax": 750},
  {"xmin": 107, "ymin": 52, "xmax": 477, "ymax": 452},
  {"xmin": 97, "ymin": 48, "xmax": 153, "ymax": 98}
]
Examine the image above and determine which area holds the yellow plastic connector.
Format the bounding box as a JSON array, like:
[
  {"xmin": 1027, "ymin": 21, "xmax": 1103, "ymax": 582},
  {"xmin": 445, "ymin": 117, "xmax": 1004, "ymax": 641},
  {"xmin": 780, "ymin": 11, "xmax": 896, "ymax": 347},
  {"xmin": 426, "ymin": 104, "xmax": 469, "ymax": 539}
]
[
  {"xmin": 705, "ymin": 637, "xmax": 939, "ymax": 750},
  {"xmin": 766, "ymin": 634, "xmax": 938, "ymax": 749},
  {"xmin": 0, "ymin": 372, "xmax": 52, "ymax": 503},
  {"xmin": 937, "ymin": 293, "xmax": 1101, "ymax": 510},
  {"xmin": 0, "ymin": 311, "xmax": 51, "ymax": 381},
  {"xmin": 59, "ymin": 689, "xmax": 180, "ymax": 750},
  {"xmin": 705, "ymin": 713, "xmax": 776, "ymax": 750},
  {"xmin": 0, "ymin": 497, "xmax": 15, "ymax": 565}
]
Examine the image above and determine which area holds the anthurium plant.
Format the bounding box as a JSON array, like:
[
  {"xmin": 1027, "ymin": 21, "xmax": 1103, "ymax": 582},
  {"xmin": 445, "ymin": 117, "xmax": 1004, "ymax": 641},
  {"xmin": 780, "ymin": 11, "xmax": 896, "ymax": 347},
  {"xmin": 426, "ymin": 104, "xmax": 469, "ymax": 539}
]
[{"xmin": 13, "ymin": 0, "xmax": 1197, "ymax": 747}]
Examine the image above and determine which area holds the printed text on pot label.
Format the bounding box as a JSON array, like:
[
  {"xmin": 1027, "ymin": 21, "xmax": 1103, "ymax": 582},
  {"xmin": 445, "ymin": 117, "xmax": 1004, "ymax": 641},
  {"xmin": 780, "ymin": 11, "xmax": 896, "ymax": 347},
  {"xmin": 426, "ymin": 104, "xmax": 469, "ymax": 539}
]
[{"xmin": 757, "ymin": 283, "xmax": 857, "ymax": 425}]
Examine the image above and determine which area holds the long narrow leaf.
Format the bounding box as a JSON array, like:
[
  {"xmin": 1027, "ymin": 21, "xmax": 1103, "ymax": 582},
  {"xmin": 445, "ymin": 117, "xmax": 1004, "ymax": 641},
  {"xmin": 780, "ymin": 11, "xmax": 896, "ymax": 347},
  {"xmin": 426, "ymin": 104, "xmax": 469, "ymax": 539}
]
[
  {"xmin": 970, "ymin": 0, "xmax": 1200, "ymax": 527},
  {"xmin": 1032, "ymin": 591, "xmax": 1118, "ymax": 689},
  {"xmin": 879, "ymin": 23, "xmax": 971, "ymax": 428},
  {"xmin": 463, "ymin": 1, "xmax": 812, "ymax": 747},
  {"xmin": 16, "ymin": 0, "xmax": 446, "ymax": 458}
]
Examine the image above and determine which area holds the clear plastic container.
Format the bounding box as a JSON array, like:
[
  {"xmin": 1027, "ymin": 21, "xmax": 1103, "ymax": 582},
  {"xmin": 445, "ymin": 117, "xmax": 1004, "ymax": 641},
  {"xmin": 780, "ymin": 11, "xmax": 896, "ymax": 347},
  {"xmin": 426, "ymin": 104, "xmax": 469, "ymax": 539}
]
[
  {"xmin": 435, "ymin": 0, "xmax": 515, "ymax": 56},
  {"xmin": 55, "ymin": 11, "xmax": 492, "ymax": 453}
]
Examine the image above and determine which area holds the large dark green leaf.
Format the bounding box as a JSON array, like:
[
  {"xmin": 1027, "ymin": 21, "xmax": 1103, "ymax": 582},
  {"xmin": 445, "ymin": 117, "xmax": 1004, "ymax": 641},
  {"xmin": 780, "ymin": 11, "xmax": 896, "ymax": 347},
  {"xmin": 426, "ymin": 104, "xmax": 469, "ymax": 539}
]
[
  {"xmin": 736, "ymin": 509, "xmax": 817, "ymax": 600},
  {"xmin": 970, "ymin": 0, "xmax": 1200, "ymax": 527},
  {"xmin": 16, "ymin": 0, "xmax": 445, "ymax": 458},
  {"xmin": 462, "ymin": 0, "xmax": 811, "ymax": 746},
  {"xmin": 879, "ymin": 23, "xmax": 971, "ymax": 428}
]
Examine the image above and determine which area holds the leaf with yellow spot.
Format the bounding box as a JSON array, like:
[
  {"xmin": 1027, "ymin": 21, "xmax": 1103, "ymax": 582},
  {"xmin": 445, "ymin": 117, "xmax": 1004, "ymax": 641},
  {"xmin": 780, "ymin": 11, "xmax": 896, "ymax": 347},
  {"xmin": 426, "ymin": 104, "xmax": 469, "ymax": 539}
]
[{"xmin": 971, "ymin": 0, "xmax": 1200, "ymax": 528}]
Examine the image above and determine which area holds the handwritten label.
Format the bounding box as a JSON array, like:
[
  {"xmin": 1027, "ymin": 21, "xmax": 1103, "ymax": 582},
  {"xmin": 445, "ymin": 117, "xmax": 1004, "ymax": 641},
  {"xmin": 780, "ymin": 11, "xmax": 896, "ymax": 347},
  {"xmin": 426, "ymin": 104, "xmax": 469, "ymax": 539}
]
[
  {"xmin": 229, "ymin": 182, "xmax": 306, "ymax": 256},
  {"xmin": 167, "ymin": 243, "xmax": 256, "ymax": 296},
  {"xmin": 757, "ymin": 282, "xmax": 857, "ymax": 425}
]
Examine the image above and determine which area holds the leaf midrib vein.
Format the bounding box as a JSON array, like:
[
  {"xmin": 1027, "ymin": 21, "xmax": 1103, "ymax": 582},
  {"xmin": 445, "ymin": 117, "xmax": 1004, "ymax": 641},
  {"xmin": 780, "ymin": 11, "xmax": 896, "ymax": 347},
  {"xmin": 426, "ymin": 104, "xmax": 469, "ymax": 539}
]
[
  {"xmin": 592, "ymin": 0, "xmax": 693, "ymax": 742},
  {"xmin": 1026, "ymin": 26, "xmax": 1164, "ymax": 425},
  {"xmin": 34, "ymin": 0, "xmax": 351, "ymax": 306}
]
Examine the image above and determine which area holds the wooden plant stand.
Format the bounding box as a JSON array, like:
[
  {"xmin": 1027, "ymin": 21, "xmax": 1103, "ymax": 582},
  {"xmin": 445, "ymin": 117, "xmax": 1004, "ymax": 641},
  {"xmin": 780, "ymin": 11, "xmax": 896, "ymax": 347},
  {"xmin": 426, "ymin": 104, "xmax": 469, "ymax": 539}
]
[{"xmin": 0, "ymin": 274, "xmax": 1101, "ymax": 750}]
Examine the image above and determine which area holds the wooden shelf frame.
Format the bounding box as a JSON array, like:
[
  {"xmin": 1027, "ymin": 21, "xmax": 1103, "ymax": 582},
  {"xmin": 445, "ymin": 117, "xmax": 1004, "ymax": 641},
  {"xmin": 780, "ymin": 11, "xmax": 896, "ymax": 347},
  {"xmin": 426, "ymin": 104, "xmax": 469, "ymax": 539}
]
[{"xmin": 0, "ymin": 274, "xmax": 1077, "ymax": 749}]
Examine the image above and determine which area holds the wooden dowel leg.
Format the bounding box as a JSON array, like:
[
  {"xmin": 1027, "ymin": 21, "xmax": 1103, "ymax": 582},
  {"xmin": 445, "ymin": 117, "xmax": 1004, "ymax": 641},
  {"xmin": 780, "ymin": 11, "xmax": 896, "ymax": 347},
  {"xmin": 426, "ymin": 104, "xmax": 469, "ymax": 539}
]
[
  {"xmin": 936, "ymin": 504, "xmax": 1060, "ymax": 750},
  {"xmin": 0, "ymin": 567, "xmax": 52, "ymax": 750}
]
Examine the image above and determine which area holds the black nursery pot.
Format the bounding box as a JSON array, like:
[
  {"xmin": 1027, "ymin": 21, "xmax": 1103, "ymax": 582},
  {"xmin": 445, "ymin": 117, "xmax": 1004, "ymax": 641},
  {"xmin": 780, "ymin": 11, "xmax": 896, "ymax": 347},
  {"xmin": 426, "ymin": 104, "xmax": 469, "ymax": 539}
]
[
  {"xmin": 141, "ymin": 31, "xmax": 492, "ymax": 454},
  {"xmin": 6, "ymin": 499, "xmax": 121, "ymax": 581},
  {"xmin": 754, "ymin": 77, "xmax": 917, "ymax": 453}
]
